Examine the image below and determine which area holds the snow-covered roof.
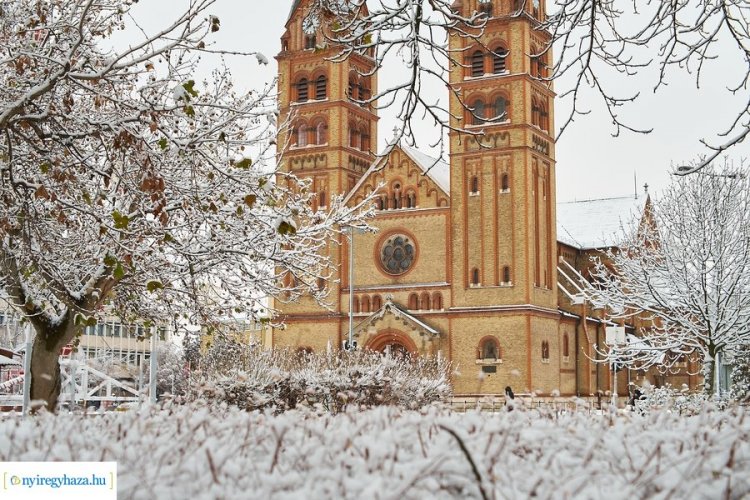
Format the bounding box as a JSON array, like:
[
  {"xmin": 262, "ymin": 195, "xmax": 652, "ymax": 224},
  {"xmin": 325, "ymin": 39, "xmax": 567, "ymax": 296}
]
[
  {"xmin": 557, "ymin": 196, "xmax": 646, "ymax": 250},
  {"xmin": 399, "ymin": 144, "xmax": 450, "ymax": 194},
  {"xmin": 344, "ymin": 143, "xmax": 450, "ymax": 205},
  {"xmin": 0, "ymin": 354, "xmax": 20, "ymax": 366}
]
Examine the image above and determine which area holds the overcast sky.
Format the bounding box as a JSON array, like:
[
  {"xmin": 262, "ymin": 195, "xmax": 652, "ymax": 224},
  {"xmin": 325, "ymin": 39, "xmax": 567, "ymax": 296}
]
[{"xmin": 126, "ymin": 1, "xmax": 750, "ymax": 202}]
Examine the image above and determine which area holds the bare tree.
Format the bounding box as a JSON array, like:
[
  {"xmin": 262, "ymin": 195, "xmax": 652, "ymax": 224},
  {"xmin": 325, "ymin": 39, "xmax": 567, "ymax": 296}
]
[
  {"xmin": 0, "ymin": 0, "xmax": 368, "ymax": 412},
  {"xmin": 583, "ymin": 165, "xmax": 750, "ymax": 394},
  {"xmin": 310, "ymin": 0, "xmax": 748, "ymax": 171}
]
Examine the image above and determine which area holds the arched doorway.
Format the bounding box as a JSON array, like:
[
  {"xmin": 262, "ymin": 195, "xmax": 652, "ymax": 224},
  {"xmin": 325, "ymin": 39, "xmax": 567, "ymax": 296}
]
[{"xmin": 365, "ymin": 329, "xmax": 417, "ymax": 357}]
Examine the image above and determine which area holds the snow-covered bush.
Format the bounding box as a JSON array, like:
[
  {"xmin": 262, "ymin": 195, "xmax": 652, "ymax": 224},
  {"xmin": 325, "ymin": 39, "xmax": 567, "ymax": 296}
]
[
  {"xmin": 633, "ymin": 383, "xmax": 730, "ymax": 415},
  {"xmin": 1, "ymin": 404, "xmax": 748, "ymax": 498},
  {"xmin": 191, "ymin": 342, "xmax": 451, "ymax": 412}
]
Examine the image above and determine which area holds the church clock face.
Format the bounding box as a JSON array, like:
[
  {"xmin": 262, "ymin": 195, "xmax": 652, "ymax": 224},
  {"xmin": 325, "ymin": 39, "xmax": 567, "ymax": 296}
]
[{"xmin": 379, "ymin": 233, "xmax": 416, "ymax": 275}]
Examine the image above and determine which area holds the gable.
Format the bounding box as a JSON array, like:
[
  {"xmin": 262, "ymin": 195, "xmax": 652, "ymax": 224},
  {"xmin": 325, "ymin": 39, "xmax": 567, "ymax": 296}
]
[{"xmin": 346, "ymin": 145, "xmax": 450, "ymax": 209}]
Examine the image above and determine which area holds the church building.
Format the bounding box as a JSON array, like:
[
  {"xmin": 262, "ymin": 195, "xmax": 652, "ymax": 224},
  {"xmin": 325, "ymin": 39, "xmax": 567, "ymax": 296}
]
[{"xmin": 271, "ymin": 0, "xmax": 698, "ymax": 398}]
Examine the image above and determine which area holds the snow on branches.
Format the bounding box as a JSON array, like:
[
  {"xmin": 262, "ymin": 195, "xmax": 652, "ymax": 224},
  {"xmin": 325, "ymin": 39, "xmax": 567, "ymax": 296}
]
[
  {"xmin": 584, "ymin": 165, "xmax": 750, "ymax": 393},
  {"xmin": 0, "ymin": 0, "xmax": 370, "ymax": 410}
]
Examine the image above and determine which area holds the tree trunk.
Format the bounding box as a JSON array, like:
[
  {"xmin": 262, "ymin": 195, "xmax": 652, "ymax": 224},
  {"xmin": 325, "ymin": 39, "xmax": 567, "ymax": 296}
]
[
  {"xmin": 28, "ymin": 320, "xmax": 76, "ymax": 413},
  {"xmin": 703, "ymin": 355, "xmax": 715, "ymax": 396}
]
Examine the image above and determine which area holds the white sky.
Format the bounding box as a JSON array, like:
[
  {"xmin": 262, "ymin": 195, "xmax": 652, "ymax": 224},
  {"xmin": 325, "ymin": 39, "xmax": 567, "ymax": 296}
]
[{"xmin": 125, "ymin": 0, "xmax": 750, "ymax": 202}]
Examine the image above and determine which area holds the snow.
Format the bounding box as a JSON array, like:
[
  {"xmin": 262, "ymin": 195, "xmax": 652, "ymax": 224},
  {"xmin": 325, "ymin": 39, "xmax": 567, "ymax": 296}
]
[
  {"xmin": 557, "ymin": 195, "xmax": 646, "ymax": 249},
  {"xmin": 0, "ymin": 404, "xmax": 747, "ymax": 498},
  {"xmin": 400, "ymin": 144, "xmax": 450, "ymax": 194}
]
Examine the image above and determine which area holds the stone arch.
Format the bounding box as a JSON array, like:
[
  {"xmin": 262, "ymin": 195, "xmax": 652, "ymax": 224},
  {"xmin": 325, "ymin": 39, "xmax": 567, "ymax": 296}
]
[{"xmin": 366, "ymin": 329, "xmax": 418, "ymax": 355}]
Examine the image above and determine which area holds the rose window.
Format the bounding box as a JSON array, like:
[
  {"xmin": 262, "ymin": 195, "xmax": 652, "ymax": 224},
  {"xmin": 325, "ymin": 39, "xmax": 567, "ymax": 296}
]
[{"xmin": 380, "ymin": 234, "xmax": 415, "ymax": 275}]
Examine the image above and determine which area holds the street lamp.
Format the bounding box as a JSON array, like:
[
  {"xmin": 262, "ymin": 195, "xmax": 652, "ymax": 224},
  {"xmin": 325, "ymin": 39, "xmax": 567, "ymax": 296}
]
[{"xmin": 345, "ymin": 226, "xmax": 367, "ymax": 351}]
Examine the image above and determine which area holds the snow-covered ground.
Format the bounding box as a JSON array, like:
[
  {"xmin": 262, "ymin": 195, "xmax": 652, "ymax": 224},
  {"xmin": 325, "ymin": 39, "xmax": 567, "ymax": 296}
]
[{"xmin": 1, "ymin": 404, "xmax": 748, "ymax": 499}]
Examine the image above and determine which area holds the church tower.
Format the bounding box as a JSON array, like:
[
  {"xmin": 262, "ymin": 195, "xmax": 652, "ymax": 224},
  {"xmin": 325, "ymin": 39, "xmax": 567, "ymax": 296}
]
[
  {"xmin": 274, "ymin": 1, "xmax": 379, "ymax": 349},
  {"xmin": 447, "ymin": 0, "xmax": 559, "ymax": 391}
]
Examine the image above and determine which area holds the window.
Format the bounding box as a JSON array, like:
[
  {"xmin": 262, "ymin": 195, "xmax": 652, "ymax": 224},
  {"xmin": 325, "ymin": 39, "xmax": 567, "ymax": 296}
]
[
  {"xmin": 362, "ymin": 296, "xmax": 371, "ymax": 313},
  {"xmin": 380, "ymin": 234, "xmax": 416, "ymax": 275},
  {"xmin": 420, "ymin": 292, "xmax": 431, "ymax": 310},
  {"xmin": 315, "ymin": 75, "xmax": 327, "ymax": 100},
  {"xmin": 315, "ymin": 121, "xmax": 327, "ymax": 145},
  {"xmin": 471, "ymin": 267, "xmax": 480, "ymax": 286},
  {"xmin": 406, "ymin": 191, "xmax": 417, "ymax": 208},
  {"xmin": 541, "ymin": 340, "xmax": 550, "ymax": 360},
  {"xmin": 353, "ymin": 297, "xmax": 361, "ymax": 313},
  {"xmin": 408, "ymin": 293, "xmax": 419, "ymax": 310},
  {"xmin": 349, "ymin": 125, "xmax": 360, "ymax": 149},
  {"xmin": 540, "ymin": 102, "xmax": 549, "ymax": 131},
  {"xmin": 470, "ymin": 175, "xmax": 480, "ymax": 194},
  {"xmin": 348, "ymin": 75, "xmax": 358, "ymax": 100},
  {"xmin": 501, "ymin": 173, "xmax": 510, "ymax": 191},
  {"xmin": 304, "ymin": 34, "xmax": 316, "ymax": 49},
  {"xmin": 296, "ymin": 78, "xmax": 309, "ymax": 102},
  {"xmin": 493, "ymin": 47, "xmax": 508, "ymax": 73},
  {"xmin": 493, "ymin": 96, "xmax": 508, "ymax": 120},
  {"xmin": 432, "ymin": 292, "xmax": 443, "ymax": 310},
  {"xmin": 319, "ymin": 190, "xmax": 327, "ymax": 208},
  {"xmin": 563, "ymin": 333, "xmax": 570, "ymax": 358},
  {"xmin": 317, "ymin": 277, "xmax": 325, "ymax": 291},
  {"xmin": 502, "ymin": 265, "xmax": 511, "ymax": 283},
  {"xmin": 471, "ymin": 99, "xmax": 486, "ymax": 125},
  {"xmin": 297, "ymin": 125, "xmax": 308, "ymax": 147},
  {"xmin": 532, "ymin": 99, "xmax": 541, "ymax": 128},
  {"xmin": 479, "ymin": 337, "xmax": 501, "ymax": 360},
  {"xmin": 360, "ymin": 126, "xmax": 371, "ymax": 151},
  {"xmin": 372, "ymin": 295, "xmax": 382, "ymax": 310},
  {"xmin": 478, "ymin": 0, "xmax": 493, "ymax": 16},
  {"xmin": 470, "ymin": 50, "xmax": 484, "ymax": 77}
]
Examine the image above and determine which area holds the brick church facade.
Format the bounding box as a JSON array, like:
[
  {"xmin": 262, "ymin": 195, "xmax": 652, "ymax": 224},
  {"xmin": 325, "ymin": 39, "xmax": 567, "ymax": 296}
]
[{"xmin": 271, "ymin": 0, "xmax": 702, "ymax": 398}]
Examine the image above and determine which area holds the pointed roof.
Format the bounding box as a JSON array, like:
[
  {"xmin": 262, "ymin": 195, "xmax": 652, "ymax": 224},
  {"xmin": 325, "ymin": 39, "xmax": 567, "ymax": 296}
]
[
  {"xmin": 344, "ymin": 142, "xmax": 450, "ymax": 204},
  {"xmin": 352, "ymin": 295, "xmax": 439, "ymax": 339}
]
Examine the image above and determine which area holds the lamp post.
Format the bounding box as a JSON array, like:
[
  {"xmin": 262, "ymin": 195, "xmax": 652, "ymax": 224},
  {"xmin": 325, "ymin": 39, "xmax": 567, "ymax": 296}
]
[{"xmin": 345, "ymin": 226, "xmax": 366, "ymax": 351}]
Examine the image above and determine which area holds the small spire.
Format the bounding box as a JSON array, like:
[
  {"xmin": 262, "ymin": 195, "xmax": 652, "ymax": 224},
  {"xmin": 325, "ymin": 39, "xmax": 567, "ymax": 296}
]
[
  {"xmin": 392, "ymin": 126, "xmax": 401, "ymax": 143},
  {"xmin": 643, "ymin": 183, "xmax": 649, "ymax": 195}
]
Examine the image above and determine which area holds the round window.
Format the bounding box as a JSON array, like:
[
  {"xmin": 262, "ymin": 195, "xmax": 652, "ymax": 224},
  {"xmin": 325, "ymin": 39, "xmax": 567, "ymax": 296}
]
[{"xmin": 380, "ymin": 234, "xmax": 416, "ymax": 275}]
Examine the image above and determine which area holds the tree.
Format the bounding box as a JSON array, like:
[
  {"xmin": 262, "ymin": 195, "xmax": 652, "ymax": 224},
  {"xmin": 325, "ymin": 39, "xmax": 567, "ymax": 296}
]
[
  {"xmin": 311, "ymin": 0, "xmax": 748, "ymax": 171},
  {"xmin": 729, "ymin": 344, "xmax": 750, "ymax": 403},
  {"xmin": 583, "ymin": 166, "xmax": 750, "ymax": 394},
  {"xmin": 0, "ymin": 0, "xmax": 368, "ymax": 412}
]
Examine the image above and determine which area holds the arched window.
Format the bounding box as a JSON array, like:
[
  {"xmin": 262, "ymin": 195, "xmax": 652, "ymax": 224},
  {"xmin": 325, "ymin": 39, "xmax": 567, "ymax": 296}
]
[
  {"xmin": 314, "ymin": 121, "xmax": 327, "ymax": 145},
  {"xmin": 349, "ymin": 124, "xmax": 360, "ymax": 149},
  {"xmin": 348, "ymin": 75, "xmax": 358, "ymax": 100},
  {"xmin": 494, "ymin": 96, "xmax": 508, "ymax": 120},
  {"xmin": 470, "ymin": 50, "xmax": 484, "ymax": 77},
  {"xmin": 563, "ymin": 333, "xmax": 570, "ymax": 358},
  {"xmin": 478, "ymin": 0, "xmax": 493, "ymax": 16},
  {"xmin": 493, "ymin": 47, "xmax": 508, "ymax": 73},
  {"xmin": 471, "ymin": 267, "xmax": 480, "ymax": 285},
  {"xmin": 531, "ymin": 98, "xmax": 541, "ymax": 128},
  {"xmin": 360, "ymin": 125, "xmax": 370, "ymax": 151},
  {"xmin": 420, "ymin": 292, "xmax": 431, "ymax": 311},
  {"xmin": 406, "ymin": 191, "xmax": 417, "ymax": 208},
  {"xmin": 317, "ymin": 277, "xmax": 325, "ymax": 291},
  {"xmin": 540, "ymin": 101, "xmax": 549, "ymax": 131},
  {"xmin": 315, "ymin": 74, "xmax": 327, "ymax": 100},
  {"xmin": 353, "ymin": 296, "xmax": 361, "ymax": 313},
  {"xmin": 531, "ymin": 55, "xmax": 540, "ymax": 78},
  {"xmin": 305, "ymin": 34, "xmax": 316, "ymax": 49},
  {"xmin": 319, "ymin": 190, "xmax": 327, "ymax": 208},
  {"xmin": 362, "ymin": 295, "xmax": 371, "ymax": 313},
  {"xmin": 501, "ymin": 173, "xmax": 510, "ymax": 192},
  {"xmin": 297, "ymin": 125, "xmax": 308, "ymax": 147},
  {"xmin": 503, "ymin": 266, "xmax": 512, "ymax": 283},
  {"xmin": 359, "ymin": 77, "xmax": 372, "ymax": 101},
  {"xmin": 372, "ymin": 295, "xmax": 382, "ymax": 310},
  {"xmin": 296, "ymin": 78, "xmax": 309, "ymax": 102},
  {"xmin": 479, "ymin": 337, "xmax": 500, "ymax": 360},
  {"xmin": 432, "ymin": 292, "xmax": 443, "ymax": 310},
  {"xmin": 470, "ymin": 175, "xmax": 479, "ymax": 194},
  {"xmin": 541, "ymin": 340, "xmax": 550, "ymax": 360},
  {"xmin": 408, "ymin": 293, "xmax": 419, "ymax": 310},
  {"xmin": 471, "ymin": 99, "xmax": 486, "ymax": 125}
]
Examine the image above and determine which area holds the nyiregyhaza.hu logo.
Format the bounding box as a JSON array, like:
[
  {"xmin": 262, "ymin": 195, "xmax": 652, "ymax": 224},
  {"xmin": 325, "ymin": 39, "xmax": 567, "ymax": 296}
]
[{"xmin": 2, "ymin": 462, "xmax": 116, "ymax": 500}]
